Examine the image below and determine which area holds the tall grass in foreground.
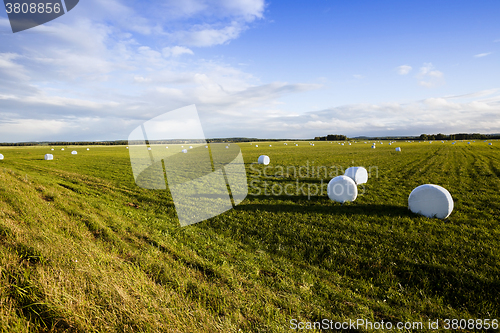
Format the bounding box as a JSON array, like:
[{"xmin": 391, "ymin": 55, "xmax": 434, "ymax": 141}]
[{"xmin": 0, "ymin": 141, "xmax": 498, "ymax": 332}]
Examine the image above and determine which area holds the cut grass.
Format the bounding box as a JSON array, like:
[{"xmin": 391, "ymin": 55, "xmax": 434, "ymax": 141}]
[{"xmin": 0, "ymin": 141, "xmax": 499, "ymax": 332}]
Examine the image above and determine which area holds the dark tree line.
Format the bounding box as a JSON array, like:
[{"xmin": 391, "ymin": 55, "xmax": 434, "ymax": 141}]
[
  {"xmin": 418, "ymin": 133, "xmax": 500, "ymax": 140},
  {"xmin": 314, "ymin": 134, "xmax": 348, "ymax": 141}
]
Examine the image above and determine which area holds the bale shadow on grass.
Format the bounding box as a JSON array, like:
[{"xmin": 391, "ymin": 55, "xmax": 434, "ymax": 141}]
[{"xmin": 235, "ymin": 198, "xmax": 412, "ymax": 218}]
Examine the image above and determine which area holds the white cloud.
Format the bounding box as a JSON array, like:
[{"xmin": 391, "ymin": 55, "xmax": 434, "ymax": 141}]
[
  {"xmin": 397, "ymin": 65, "xmax": 412, "ymax": 75},
  {"xmin": 162, "ymin": 46, "xmax": 194, "ymax": 57},
  {"xmin": 353, "ymin": 74, "xmax": 364, "ymax": 79},
  {"xmin": 474, "ymin": 52, "xmax": 492, "ymax": 58},
  {"xmin": 169, "ymin": 22, "xmax": 245, "ymax": 47},
  {"xmin": 416, "ymin": 63, "xmax": 444, "ymax": 88}
]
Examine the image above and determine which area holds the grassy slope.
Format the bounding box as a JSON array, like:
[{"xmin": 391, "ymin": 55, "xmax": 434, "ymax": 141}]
[{"xmin": 0, "ymin": 142, "xmax": 499, "ymax": 332}]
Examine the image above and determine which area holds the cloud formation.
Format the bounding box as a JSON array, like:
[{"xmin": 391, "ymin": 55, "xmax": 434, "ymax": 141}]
[
  {"xmin": 474, "ymin": 52, "xmax": 492, "ymax": 58},
  {"xmin": 397, "ymin": 65, "xmax": 412, "ymax": 75},
  {"xmin": 417, "ymin": 63, "xmax": 444, "ymax": 88}
]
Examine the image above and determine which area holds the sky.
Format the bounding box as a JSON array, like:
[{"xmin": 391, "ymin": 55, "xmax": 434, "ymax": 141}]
[{"xmin": 0, "ymin": 0, "xmax": 499, "ymax": 142}]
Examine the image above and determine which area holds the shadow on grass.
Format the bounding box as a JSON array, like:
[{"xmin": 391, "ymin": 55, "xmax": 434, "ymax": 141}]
[{"xmin": 236, "ymin": 198, "xmax": 412, "ymax": 218}]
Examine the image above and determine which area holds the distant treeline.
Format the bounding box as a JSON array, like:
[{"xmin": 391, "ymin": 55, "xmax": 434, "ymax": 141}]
[
  {"xmin": 1, "ymin": 133, "xmax": 499, "ymax": 146},
  {"xmin": 417, "ymin": 133, "xmax": 500, "ymax": 140},
  {"xmin": 314, "ymin": 134, "xmax": 348, "ymax": 141},
  {"xmin": 0, "ymin": 138, "xmax": 307, "ymax": 146},
  {"xmin": 0, "ymin": 141, "xmax": 130, "ymax": 146}
]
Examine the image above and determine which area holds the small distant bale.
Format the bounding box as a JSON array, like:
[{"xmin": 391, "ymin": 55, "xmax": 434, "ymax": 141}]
[
  {"xmin": 189, "ymin": 146, "xmax": 193, "ymax": 149},
  {"xmin": 61, "ymin": 148, "xmax": 65, "ymax": 151},
  {"xmin": 166, "ymin": 146, "xmax": 168, "ymax": 148},
  {"xmin": 269, "ymin": 145, "xmax": 272, "ymax": 147},
  {"xmin": 408, "ymin": 184, "xmax": 453, "ymax": 219},
  {"xmin": 258, "ymin": 155, "xmax": 270, "ymax": 165},
  {"xmin": 344, "ymin": 167, "xmax": 368, "ymax": 185},
  {"xmin": 126, "ymin": 147, "xmax": 129, "ymax": 149},
  {"xmin": 255, "ymin": 145, "xmax": 259, "ymax": 147},
  {"xmin": 51, "ymin": 148, "xmax": 54, "ymax": 151},
  {"xmin": 181, "ymin": 149, "xmax": 188, "ymax": 153},
  {"xmin": 71, "ymin": 151, "xmax": 77, "ymax": 155},
  {"xmin": 489, "ymin": 143, "xmax": 492, "ymax": 145},
  {"xmin": 395, "ymin": 147, "xmax": 401, "ymax": 152},
  {"xmin": 45, "ymin": 154, "xmax": 53, "ymax": 160},
  {"xmin": 87, "ymin": 148, "xmax": 90, "ymax": 151},
  {"xmin": 371, "ymin": 145, "xmax": 376, "ymax": 149},
  {"xmin": 205, "ymin": 146, "xmax": 208, "ymax": 148},
  {"xmin": 147, "ymin": 147, "xmax": 152, "ymax": 150},
  {"xmin": 327, "ymin": 176, "xmax": 358, "ymax": 203},
  {"xmin": 0, "ymin": 154, "xmax": 3, "ymax": 160}
]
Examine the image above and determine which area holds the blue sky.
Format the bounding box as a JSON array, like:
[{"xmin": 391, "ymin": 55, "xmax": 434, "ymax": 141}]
[{"xmin": 0, "ymin": 0, "xmax": 499, "ymax": 141}]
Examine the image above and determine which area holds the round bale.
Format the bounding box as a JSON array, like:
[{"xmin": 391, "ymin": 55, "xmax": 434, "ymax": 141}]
[
  {"xmin": 44, "ymin": 154, "xmax": 53, "ymax": 160},
  {"xmin": 327, "ymin": 176, "xmax": 358, "ymax": 203},
  {"xmin": 181, "ymin": 149, "xmax": 188, "ymax": 153},
  {"xmin": 258, "ymin": 155, "xmax": 270, "ymax": 165},
  {"xmin": 344, "ymin": 167, "xmax": 368, "ymax": 185},
  {"xmin": 395, "ymin": 147, "xmax": 401, "ymax": 152},
  {"xmin": 408, "ymin": 184, "xmax": 453, "ymax": 219}
]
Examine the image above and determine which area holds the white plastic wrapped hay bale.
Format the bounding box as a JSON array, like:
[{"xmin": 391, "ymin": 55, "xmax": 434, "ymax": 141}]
[
  {"xmin": 61, "ymin": 148, "xmax": 65, "ymax": 151},
  {"xmin": 327, "ymin": 176, "xmax": 357, "ymax": 203},
  {"xmin": 258, "ymin": 155, "xmax": 270, "ymax": 165},
  {"xmin": 344, "ymin": 167, "xmax": 368, "ymax": 185},
  {"xmin": 371, "ymin": 145, "xmax": 376, "ymax": 149},
  {"xmin": 45, "ymin": 154, "xmax": 53, "ymax": 160},
  {"xmin": 189, "ymin": 146, "xmax": 193, "ymax": 149},
  {"xmin": 71, "ymin": 151, "xmax": 77, "ymax": 155},
  {"xmin": 255, "ymin": 145, "xmax": 258, "ymax": 147},
  {"xmin": 395, "ymin": 147, "xmax": 401, "ymax": 152},
  {"xmin": 0, "ymin": 154, "xmax": 3, "ymax": 160},
  {"xmin": 181, "ymin": 149, "xmax": 188, "ymax": 153},
  {"xmin": 51, "ymin": 148, "xmax": 54, "ymax": 151},
  {"xmin": 408, "ymin": 184, "xmax": 453, "ymax": 219},
  {"xmin": 489, "ymin": 143, "xmax": 492, "ymax": 145}
]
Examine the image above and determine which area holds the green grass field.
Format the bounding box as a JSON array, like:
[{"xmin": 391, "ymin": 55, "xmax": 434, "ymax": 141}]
[{"xmin": 0, "ymin": 141, "xmax": 499, "ymax": 332}]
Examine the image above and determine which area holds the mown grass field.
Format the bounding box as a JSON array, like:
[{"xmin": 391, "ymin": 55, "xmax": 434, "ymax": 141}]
[{"xmin": 0, "ymin": 140, "xmax": 499, "ymax": 332}]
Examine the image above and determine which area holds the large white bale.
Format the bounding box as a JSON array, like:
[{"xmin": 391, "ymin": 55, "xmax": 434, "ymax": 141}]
[
  {"xmin": 408, "ymin": 184, "xmax": 453, "ymax": 219},
  {"xmin": 44, "ymin": 154, "xmax": 53, "ymax": 160},
  {"xmin": 181, "ymin": 149, "xmax": 188, "ymax": 153},
  {"xmin": 395, "ymin": 147, "xmax": 401, "ymax": 152},
  {"xmin": 258, "ymin": 155, "xmax": 270, "ymax": 165},
  {"xmin": 344, "ymin": 167, "xmax": 368, "ymax": 185},
  {"xmin": 327, "ymin": 176, "xmax": 358, "ymax": 203},
  {"xmin": 0, "ymin": 154, "xmax": 3, "ymax": 160},
  {"xmin": 71, "ymin": 151, "xmax": 77, "ymax": 155}
]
